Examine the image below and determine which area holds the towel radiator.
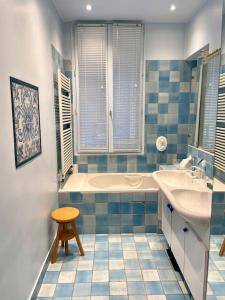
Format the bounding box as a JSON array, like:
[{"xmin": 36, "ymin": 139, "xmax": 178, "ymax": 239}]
[
  {"xmin": 58, "ymin": 69, "xmax": 73, "ymax": 180},
  {"xmin": 214, "ymin": 72, "xmax": 225, "ymax": 172}
]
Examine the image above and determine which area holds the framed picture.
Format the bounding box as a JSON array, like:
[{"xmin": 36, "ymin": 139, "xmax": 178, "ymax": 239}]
[{"xmin": 10, "ymin": 77, "xmax": 42, "ymax": 168}]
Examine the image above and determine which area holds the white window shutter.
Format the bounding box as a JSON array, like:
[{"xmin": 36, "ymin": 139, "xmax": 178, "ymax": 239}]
[
  {"xmin": 111, "ymin": 23, "xmax": 144, "ymax": 152},
  {"xmin": 76, "ymin": 24, "xmax": 108, "ymax": 152}
]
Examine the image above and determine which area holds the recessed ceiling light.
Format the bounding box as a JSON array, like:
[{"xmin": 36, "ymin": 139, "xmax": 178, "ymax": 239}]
[
  {"xmin": 86, "ymin": 4, "xmax": 92, "ymax": 11},
  {"xmin": 170, "ymin": 4, "xmax": 176, "ymax": 11}
]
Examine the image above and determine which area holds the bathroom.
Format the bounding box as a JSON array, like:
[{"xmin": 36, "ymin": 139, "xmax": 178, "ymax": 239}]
[{"xmin": 1, "ymin": 0, "xmax": 225, "ymax": 299}]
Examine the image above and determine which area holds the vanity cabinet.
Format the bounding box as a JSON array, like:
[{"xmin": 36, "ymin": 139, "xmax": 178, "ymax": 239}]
[
  {"xmin": 184, "ymin": 227, "xmax": 208, "ymax": 300},
  {"xmin": 161, "ymin": 193, "xmax": 172, "ymax": 246},
  {"xmin": 161, "ymin": 192, "xmax": 208, "ymax": 300},
  {"xmin": 171, "ymin": 210, "xmax": 186, "ymax": 274}
]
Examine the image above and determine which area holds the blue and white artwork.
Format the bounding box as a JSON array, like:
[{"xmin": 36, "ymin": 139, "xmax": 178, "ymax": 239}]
[{"xmin": 10, "ymin": 77, "xmax": 42, "ymax": 168}]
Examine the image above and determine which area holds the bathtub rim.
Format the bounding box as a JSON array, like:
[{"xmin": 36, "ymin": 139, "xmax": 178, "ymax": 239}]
[{"xmin": 59, "ymin": 172, "xmax": 159, "ymax": 193}]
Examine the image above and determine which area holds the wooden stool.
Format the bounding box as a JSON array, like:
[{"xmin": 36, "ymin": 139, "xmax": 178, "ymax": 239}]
[
  {"xmin": 219, "ymin": 210, "xmax": 225, "ymax": 256},
  {"xmin": 51, "ymin": 207, "xmax": 84, "ymax": 263}
]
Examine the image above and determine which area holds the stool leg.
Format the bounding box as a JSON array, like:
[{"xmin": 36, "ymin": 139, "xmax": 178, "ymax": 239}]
[
  {"xmin": 219, "ymin": 238, "xmax": 225, "ymax": 256},
  {"xmin": 65, "ymin": 241, "xmax": 69, "ymax": 255},
  {"xmin": 71, "ymin": 221, "xmax": 84, "ymax": 256},
  {"xmin": 63, "ymin": 224, "xmax": 69, "ymax": 255},
  {"xmin": 51, "ymin": 224, "xmax": 63, "ymax": 264},
  {"xmin": 61, "ymin": 224, "xmax": 66, "ymax": 248}
]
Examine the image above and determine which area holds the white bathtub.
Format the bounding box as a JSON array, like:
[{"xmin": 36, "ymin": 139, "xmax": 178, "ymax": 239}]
[{"xmin": 59, "ymin": 173, "xmax": 159, "ymax": 193}]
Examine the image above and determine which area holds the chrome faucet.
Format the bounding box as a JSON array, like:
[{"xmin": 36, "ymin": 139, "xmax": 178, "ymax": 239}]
[
  {"xmin": 190, "ymin": 159, "xmax": 207, "ymax": 179},
  {"xmin": 190, "ymin": 166, "xmax": 204, "ymax": 179}
]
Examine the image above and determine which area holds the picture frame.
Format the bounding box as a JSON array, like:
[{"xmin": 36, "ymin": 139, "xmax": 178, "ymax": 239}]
[{"xmin": 10, "ymin": 77, "xmax": 42, "ymax": 168}]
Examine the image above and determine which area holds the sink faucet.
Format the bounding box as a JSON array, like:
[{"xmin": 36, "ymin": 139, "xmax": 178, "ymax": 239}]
[
  {"xmin": 190, "ymin": 166, "xmax": 204, "ymax": 179},
  {"xmin": 190, "ymin": 159, "xmax": 207, "ymax": 179}
]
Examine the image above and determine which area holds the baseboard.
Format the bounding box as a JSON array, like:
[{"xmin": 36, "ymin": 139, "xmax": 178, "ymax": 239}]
[{"xmin": 28, "ymin": 233, "xmax": 56, "ymax": 300}]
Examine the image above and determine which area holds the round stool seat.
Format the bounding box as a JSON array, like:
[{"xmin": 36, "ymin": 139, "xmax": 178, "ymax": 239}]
[{"xmin": 51, "ymin": 207, "xmax": 79, "ymax": 223}]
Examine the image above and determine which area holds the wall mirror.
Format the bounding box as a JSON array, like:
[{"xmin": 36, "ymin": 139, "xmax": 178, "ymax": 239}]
[
  {"xmin": 188, "ymin": 48, "xmax": 221, "ymax": 153},
  {"xmin": 207, "ymin": 3, "xmax": 225, "ymax": 298}
]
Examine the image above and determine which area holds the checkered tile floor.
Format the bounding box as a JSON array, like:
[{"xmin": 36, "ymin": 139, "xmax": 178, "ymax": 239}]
[
  {"xmin": 32, "ymin": 234, "xmax": 225, "ymax": 299},
  {"xmin": 207, "ymin": 236, "xmax": 225, "ymax": 299}
]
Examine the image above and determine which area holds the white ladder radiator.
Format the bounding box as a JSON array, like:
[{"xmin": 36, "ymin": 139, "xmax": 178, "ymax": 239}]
[
  {"xmin": 215, "ymin": 72, "xmax": 225, "ymax": 172},
  {"xmin": 58, "ymin": 69, "xmax": 73, "ymax": 180}
]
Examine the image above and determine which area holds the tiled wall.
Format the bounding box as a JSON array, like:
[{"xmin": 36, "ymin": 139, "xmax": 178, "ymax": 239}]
[
  {"xmin": 58, "ymin": 192, "xmax": 158, "ymax": 234},
  {"xmin": 74, "ymin": 60, "xmax": 196, "ymax": 173},
  {"xmin": 188, "ymin": 145, "xmax": 214, "ymax": 178},
  {"xmin": 211, "ymin": 192, "xmax": 225, "ymax": 235}
]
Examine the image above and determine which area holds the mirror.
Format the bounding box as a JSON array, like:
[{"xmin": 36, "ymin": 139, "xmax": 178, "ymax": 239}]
[
  {"xmin": 188, "ymin": 48, "xmax": 221, "ymax": 153},
  {"xmin": 207, "ymin": 2, "xmax": 225, "ymax": 298}
]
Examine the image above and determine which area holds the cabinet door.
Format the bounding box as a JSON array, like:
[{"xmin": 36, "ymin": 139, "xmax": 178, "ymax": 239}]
[
  {"xmin": 161, "ymin": 193, "xmax": 172, "ymax": 246},
  {"xmin": 184, "ymin": 226, "xmax": 208, "ymax": 300},
  {"xmin": 171, "ymin": 210, "xmax": 186, "ymax": 273}
]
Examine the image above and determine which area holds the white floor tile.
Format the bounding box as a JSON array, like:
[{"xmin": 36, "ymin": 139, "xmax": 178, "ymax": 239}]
[
  {"xmin": 38, "ymin": 284, "xmax": 56, "ymax": 297},
  {"xmin": 142, "ymin": 270, "xmax": 160, "ymax": 281},
  {"xmin": 110, "ymin": 281, "xmax": 127, "ymax": 295},
  {"xmin": 58, "ymin": 271, "xmax": 76, "ymax": 283}
]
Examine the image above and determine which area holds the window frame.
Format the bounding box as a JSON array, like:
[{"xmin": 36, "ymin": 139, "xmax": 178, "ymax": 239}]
[{"xmin": 73, "ymin": 22, "xmax": 145, "ymax": 155}]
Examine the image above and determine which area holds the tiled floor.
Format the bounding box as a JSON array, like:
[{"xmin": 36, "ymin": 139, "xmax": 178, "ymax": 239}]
[
  {"xmin": 207, "ymin": 236, "xmax": 225, "ymax": 299},
  {"xmin": 33, "ymin": 233, "xmax": 192, "ymax": 300},
  {"xmin": 32, "ymin": 234, "xmax": 225, "ymax": 300}
]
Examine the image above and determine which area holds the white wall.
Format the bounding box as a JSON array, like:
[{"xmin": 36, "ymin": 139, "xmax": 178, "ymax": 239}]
[
  {"xmin": 0, "ymin": 1, "xmax": 65, "ymax": 299},
  {"xmin": 64, "ymin": 22, "xmax": 186, "ymax": 62},
  {"xmin": 221, "ymin": 13, "xmax": 225, "ymax": 53},
  {"xmin": 63, "ymin": 22, "xmax": 73, "ymax": 60},
  {"xmin": 185, "ymin": 0, "xmax": 223, "ymax": 58},
  {"xmin": 145, "ymin": 23, "xmax": 185, "ymax": 60}
]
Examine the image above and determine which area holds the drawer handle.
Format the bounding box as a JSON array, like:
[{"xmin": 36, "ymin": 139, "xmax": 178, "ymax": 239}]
[
  {"xmin": 167, "ymin": 203, "xmax": 174, "ymax": 213},
  {"xmin": 183, "ymin": 227, "xmax": 188, "ymax": 232}
]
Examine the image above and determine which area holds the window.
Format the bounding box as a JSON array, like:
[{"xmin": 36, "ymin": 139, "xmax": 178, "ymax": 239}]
[
  {"xmin": 198, "ymin": 53, "xmax": 220, "ymax": 152},
  {"xmin": 75, "ymin": 23, "xmax": 144, "ymax": 154}
]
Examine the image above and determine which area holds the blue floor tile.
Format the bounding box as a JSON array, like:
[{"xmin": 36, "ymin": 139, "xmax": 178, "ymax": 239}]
[
  {"xmin": 75, "ymin": 270, "xmax": 92, "ymax": 282},
  {"xmin": 145, "ymin": 281, "xmax": 164, "ymax": 294},
  {"xmin": 166, "ymin": 295, "xmax": 186, "ymax": 300},
  {"xmin": 42, "ymin": 272, "xmax": 59, "ymax": 283},
  {"xmin": 54, "ymin": 284, "xmax": 74, "ymax": 297},
  {"xmin": 124, "ymin": 259, "xmax": 140, "ymax": 269},
  {"xmin": 110, "ymin": 270, "xmax": 126, "ymax": 281},
  {"xmin": 91, "ymin": 282, "xmax": 109, "ymax": 295},
  {"xmin": 162, "ymin": 281, "xmax": 182, "ymax": 294},
  {"xmin": 127, "ymin": 281, "xmax": 146, "ymax": 295},
  {"xmin": 73, "ymin": 283, "xmax": 91, "ymax": 296},
  {"xmin": 210, "ymin": 282, "xmax": 225, "ymax": 295}
]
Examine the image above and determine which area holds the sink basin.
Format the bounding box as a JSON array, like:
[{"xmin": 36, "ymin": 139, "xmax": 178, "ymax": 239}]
[
  {"xmin": 153, "ymin": 170, "xmax": 207, "ymax": 191},
  {"xmin": 154, "ymin": 170, "xmax": 192, "ymax": 189},
  {"xmin": 171, "ymin": 189, "xmax": 211, "ymax": 225},
  {"xmin": 153, "ymin": 169, "xmax": 212, "ymax": 226}
]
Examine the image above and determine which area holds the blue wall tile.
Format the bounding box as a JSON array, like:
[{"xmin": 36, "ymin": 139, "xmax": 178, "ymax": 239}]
[
  {"xmin": 58, "ymin": 192, "xmax": 159, "ymax": 234},
  {"xmin": 74, "ymin": 60, "xmax": 194, "ymax": 173}
]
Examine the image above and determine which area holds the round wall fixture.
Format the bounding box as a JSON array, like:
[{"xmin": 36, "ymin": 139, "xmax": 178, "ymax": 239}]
[{"xmin": 156, "ymin": 136, "xmax": 167, "ymax": 152}]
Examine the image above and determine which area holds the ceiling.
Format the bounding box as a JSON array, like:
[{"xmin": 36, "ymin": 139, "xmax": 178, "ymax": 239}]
[{"xmin": 52, "ymin": 0, "xmax": 207, "ymax": 23}]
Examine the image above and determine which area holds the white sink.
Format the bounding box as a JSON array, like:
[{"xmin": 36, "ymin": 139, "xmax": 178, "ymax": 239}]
[
  {"xmin": 153, "ymin": 170, "xmax": 212, "ymax": 226},
  {"xmin": 170, "ymin": 189, "xmax": 211, "ymax": 225},
  {"xmin": 153, "ymin": 170, "xmax": 193, "ymax": 189}
]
